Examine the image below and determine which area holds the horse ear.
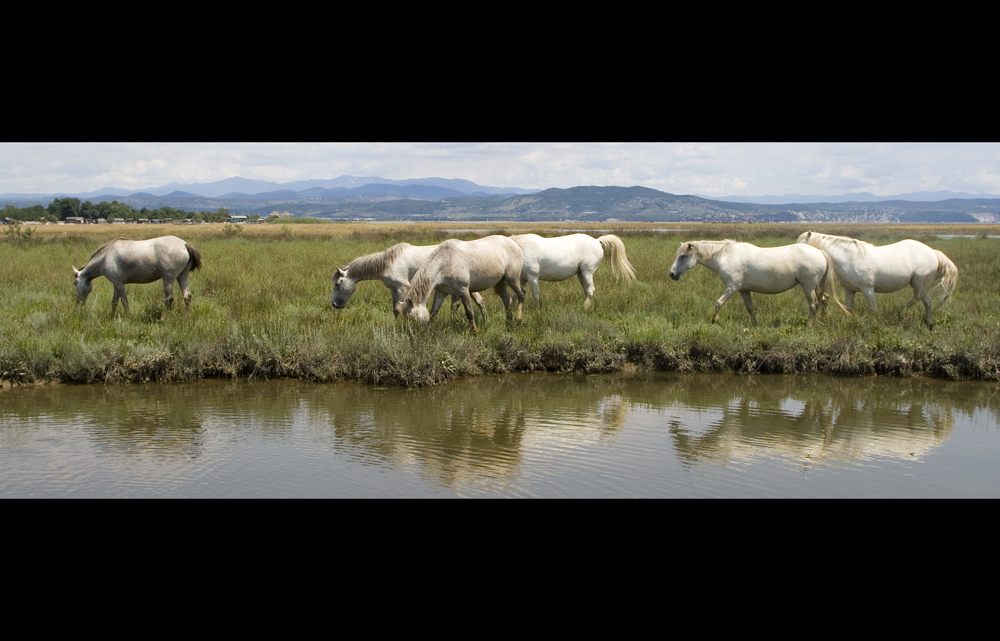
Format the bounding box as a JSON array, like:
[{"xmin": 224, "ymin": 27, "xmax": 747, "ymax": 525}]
[
  {"xmin": 72, "ymin": 266, "xmax": 80, "ymax": 276},
  {"xmin": 686, "ymin": 242, "xmax": 693, "ymax": 250}
]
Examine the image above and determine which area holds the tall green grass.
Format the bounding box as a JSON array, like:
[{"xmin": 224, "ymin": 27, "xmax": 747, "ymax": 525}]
[{"xmin": 2, "ymin": 223, "xmax": 999, "ymax": 386}]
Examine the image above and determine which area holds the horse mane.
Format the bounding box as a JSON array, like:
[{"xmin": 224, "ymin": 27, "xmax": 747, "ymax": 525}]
[
  {"xmin": 88, "ymin": 237, "xmax": 127, "ymax": 262},
  {"xmin": 402, "ymin": 240, "xmax": 457, "ymax": 304},
  {"xmin": 809, "ymin": 232, "xmax": 872, "ymax": 256},
  {"xmin": 689, "ymin": 239, "xmax": 738, "ymax": 259},
  {"xmin": 404, "ymin": 263, "xmax": 433, "ymax": 304},
  {"xmin": 344, "ymin": 243, "xmax": 411, "ymax": 279}
]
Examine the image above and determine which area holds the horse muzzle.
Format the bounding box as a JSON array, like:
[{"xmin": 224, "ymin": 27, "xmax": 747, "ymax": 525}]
[{"xmin": 669, "ymin": 272, "xmax": 680, "ymax": 281}]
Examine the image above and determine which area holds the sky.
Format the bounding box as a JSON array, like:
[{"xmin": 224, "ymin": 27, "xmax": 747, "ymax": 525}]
[{"xmin": 3, "ymin": 142, "xmax": 1000, "ymax": 198}]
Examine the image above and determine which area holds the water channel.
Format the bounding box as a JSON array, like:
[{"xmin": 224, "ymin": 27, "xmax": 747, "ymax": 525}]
[{"xmin": 2, "ymin": 373, "xmax": 999, "ymax": 497}]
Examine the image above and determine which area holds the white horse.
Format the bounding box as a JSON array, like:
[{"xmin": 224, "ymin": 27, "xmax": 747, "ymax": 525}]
[
  {"xmin": 510, "ymin": 233, "xmax": 636, "ymax": 310},
  {"xmin": 395, "ymin": 236, "xmax": 526, "ymax": 333},
  {"xmin": 796, "ymin": 231, "xmax": 958, "ymax": 330},
  {"xmin": 73, "ymin": 236, "xmax": 202, "ymax": 318},
  {"xmin": 331, "ymin": 242, "xmax": 486, "ymax": 317},
  {"xmin": 668, "ymin": 240, "xmax": 848, "ymax": 326}
]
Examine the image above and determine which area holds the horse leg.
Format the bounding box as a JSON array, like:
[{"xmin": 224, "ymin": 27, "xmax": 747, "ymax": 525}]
[
  {"xmin": 494, "ymin": 282, "xmax": 515, "ymax": 323},
  {"xmin": 523, "ymin": 275, "xmax": 541, "ymax": 308},
  {"xmin": 740, "ymin": 292, "xmax": 759, "ymax": 327},
  {"xmin": 161, "ymin": 279, "xmax": 176, "ymax": 320},
  {"xmin": 472, "ymin": 292, "xmax": 489, "ymax": 320},
  {"xmin": 513, "ymin": 279, "xmax": 525, "ymax": 321},
  {"xmin": 577, "ymin": 270, "xmax": 596, "ymax": 308},
  {"xmin": 862, "ymin": 289, "xmax": 878, "ymax": 310},
  {"xmin": 505, "ymin": 274, "xmax": 525, "ymax": 321},
  {"xmin": 429, "ymin": 291, "xmax": 447, "ymax": 321},
  {"xmin": 178, "ymin": 272, "xmax": 192, "ymax": 310},
  {"xmin": 458, "ymin": 289, "xmax": 479, "ymax": 333},
  {"xmin": 844, "ymin": 290, "xmax": 857, "ymax": 311},
  {"xmin": 112, "ymin": 282, "xmax": 128, "ymax": 314},
  {"xmin": 802, "ymin": 287, "xmax": 818, "ymax": 326},
  {"xmin": 712, "ymin": 286, "xmax": 737, "ymax": 324},
  {"xmin": 390, "ymin": 288, "xmax": 406, "ymax": 316},
  {"xmin": 815, "ymin": 286, "xmax": 829, "ymax": 316},
  {"xmin": 907, "ymin": 284, "xmax": 935, "ymax": 329}
]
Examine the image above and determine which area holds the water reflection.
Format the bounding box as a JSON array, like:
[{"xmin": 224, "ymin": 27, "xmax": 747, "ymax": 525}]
[
  {"xmin": 655, "ymin": 375, "xmax": 962, "ymax": 466},
  {"xmin": 2, "ymin": 373, "xmax": 999, "ymax": 497}
]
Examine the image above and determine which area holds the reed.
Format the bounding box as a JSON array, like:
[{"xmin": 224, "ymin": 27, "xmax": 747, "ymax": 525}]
[{"xmin": 2, "ymin": 222, "xmax": 999, "ymax": 387}]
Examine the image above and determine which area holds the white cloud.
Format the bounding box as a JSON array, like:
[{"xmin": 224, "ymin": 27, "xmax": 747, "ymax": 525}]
[{"xmin": 2, "ymin": 142, "xmax": 1000, "ymax": 197}]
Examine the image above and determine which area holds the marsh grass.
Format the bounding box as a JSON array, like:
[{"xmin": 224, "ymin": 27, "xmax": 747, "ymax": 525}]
[{"xmin": 3, "ymin": 222, "xmax": 1000, "ymax": 387}]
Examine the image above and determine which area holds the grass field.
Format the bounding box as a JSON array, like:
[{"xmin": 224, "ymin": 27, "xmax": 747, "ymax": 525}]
[{"xmin": 2, "ymin": 221, "xmax": 999, "ymax": 387}]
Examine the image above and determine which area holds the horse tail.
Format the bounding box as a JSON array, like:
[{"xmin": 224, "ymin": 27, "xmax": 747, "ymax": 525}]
[
  {"xmin": 597, "ymin": 235, "xmax": 636, "ymax": 283},
  {"xmin": 930, "ymin": 250, "xmax": 958, "ymax": 310},
  {"xmin": 186, "ymin": 243, "xmax": 202, "ymax": 271},
  {"xmin": 819, "ymin": 250, "xmax": 851, "ymax": 316}
]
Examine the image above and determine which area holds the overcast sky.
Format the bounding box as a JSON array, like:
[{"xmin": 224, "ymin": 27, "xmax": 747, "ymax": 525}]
[{"xmin": 3, "ymin": 143, "xmax": 999, "ymax": 197}]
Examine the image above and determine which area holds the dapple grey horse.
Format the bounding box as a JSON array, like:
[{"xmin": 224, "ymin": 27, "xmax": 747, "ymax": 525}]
[
  {"xmin": 73, "ymin": 236, "xmax": 202, "ymax": 318},
  {"xmin": 395, "ymin": 236, "xmax": 525, "ymax": 333},
  {"xmin": 332, "ymin": 242, "xmax": 485, "ymax": 317}
]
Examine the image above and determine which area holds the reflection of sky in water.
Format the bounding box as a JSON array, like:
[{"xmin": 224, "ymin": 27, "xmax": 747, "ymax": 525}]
[{"xmin": 2, "ymin": 374, "xmax": 1000, "ymax": 497}]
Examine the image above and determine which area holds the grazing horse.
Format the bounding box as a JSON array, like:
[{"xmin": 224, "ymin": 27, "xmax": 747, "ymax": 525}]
[
  {"xmin": 73, "ymin": 236, "xmax": 202, "ymax": 318},
  {"xmin": 395, "ymin": 236, "xmax": 526, "ymax": 333},
  {"xmin": 797, "ymin": 231, "xmax": 958, "ymax": 330},
  {"xmin": 668, "ymin": 240, "xmax": 848, "ymax": 326},
  {"xmin": 331, "ymin": 242, "xmax": 485, "ymax": 317},
  {"xmin": 510, "ymin": 233, "xmax": 636, "ymax": 310}
]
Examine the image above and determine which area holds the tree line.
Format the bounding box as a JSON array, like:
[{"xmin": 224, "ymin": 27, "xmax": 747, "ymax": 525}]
[{"xmin": 2, "ymin": 198, "xmax": 233, "ymax": 223}]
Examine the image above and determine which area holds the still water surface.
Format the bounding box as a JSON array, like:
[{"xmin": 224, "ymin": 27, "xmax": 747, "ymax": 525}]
[{"xmin": 2, "ymin": 373, "xmax": 999, "ymax": 497}]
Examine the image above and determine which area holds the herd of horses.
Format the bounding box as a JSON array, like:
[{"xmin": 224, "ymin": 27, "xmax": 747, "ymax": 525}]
[{"xmin": 71, "ymin": 230, "xmax": 959, "ymax": 331}]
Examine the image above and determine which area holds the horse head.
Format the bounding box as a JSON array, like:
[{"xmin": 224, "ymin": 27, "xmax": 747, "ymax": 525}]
[
  {"xmin": 331, "ymin": 267, "xmax": 355, "ymax": 309},
  {"xmin": 797, "ymin": 231, "xmax": 817, "ymax": 246},
  {"xmin": 669, "ymin": 242, "xmax": 699, "ymax": 281},
  {"xmin": 72, "ymin": 266, "xmax": 92, "ymax": 303},
  {"xmin": 395, "ymin": 296, "xmax": 430, "ymax": 323}
]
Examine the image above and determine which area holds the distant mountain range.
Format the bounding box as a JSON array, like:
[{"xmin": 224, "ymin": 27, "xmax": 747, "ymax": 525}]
[
  {"xmin": 0, "ymin": 175, "xmax": 536, "ymax": 200},
  {"xmin": 702, "ymin": 190, "xmax": 1000, "ymax": 204},
  {"xmin": 5, "ymin": 175, "xmax": 998, "ymax": 203},
  {"xmin": 4, "ymin": 177, "xmax": 1000, "ymax": 223}
]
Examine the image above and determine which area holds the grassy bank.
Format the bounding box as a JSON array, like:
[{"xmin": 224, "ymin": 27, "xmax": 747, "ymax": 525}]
[{"xmin": 2, "ymin": 222, "xmax": 999, "ymax": 387}]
